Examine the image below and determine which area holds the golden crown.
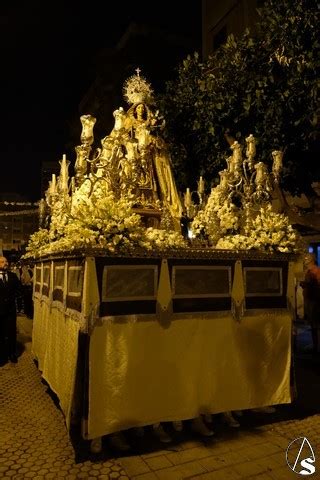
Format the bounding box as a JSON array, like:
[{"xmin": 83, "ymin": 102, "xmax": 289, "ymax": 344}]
[{"xmin": 123, "ymin": 68, "xmax": 154, "ymax": 105}]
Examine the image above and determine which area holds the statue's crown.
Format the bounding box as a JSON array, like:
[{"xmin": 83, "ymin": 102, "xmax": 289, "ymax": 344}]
[{"xmin": 123, "ymin": 68, "xmax": 154, "ymax": 105}]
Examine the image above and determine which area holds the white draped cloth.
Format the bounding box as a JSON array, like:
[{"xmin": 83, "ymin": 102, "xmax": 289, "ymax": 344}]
[{"xmin": 88, "ymin": 310, "xmax": 291, "ymax": 439}]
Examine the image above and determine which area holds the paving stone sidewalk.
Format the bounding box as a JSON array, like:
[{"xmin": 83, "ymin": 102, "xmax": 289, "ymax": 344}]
[
  {"xmin": 117, "ymin": 414, "xmax": 320, "ymax": 479},
  {"xmin": 0, "ymin": 316, "xmax": 129, "ymax": 480}
]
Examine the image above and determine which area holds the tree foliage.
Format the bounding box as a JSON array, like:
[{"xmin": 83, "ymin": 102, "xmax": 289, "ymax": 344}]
[{"xmin": 158, "ymin": 0, "xmax": 320, "ymax": 195}]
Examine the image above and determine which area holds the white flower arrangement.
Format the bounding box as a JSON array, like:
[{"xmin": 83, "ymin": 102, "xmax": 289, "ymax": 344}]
[
  {"xmin": 191, "ymin": 185, "xmax": 300, "ymax": 253},
  {"xmin": 145, "ymin": 228, "xmax": 187, "ymax": 250},
  {"xmin": 24, "ymin": 229, "xmax": 51, "ymax": 258},
  {"xmin": 246, "ymin": 204, "xmax": 299, "ymax": 253},
  {"xmin": 191, "ymin": 185, "xmax": 239, "ymax": 244},
  {"xmin": 24, "ymin": 185, "xmax": 186, "ymax": 259}
]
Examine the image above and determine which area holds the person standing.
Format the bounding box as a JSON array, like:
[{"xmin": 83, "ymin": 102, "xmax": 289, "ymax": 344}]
[
  {"xmin": 301, "ymin": 253, "xmax": 320, "ymax": 354},
  {"xmin": 12, "ymin": 262, "xmax": 23, "ymax": 313},
  {"xmin": 21, "ymin": 264, "xmax": 34, "ymax": 318},
  {"xmin": 0, "ymin": 256, "xmax": 22, "ymax": 365}
]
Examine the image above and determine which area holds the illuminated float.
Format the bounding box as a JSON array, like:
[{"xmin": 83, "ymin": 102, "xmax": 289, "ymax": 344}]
[{"xmin": 26, "ymin": 70, "xmax": 301, "ymax": 451}]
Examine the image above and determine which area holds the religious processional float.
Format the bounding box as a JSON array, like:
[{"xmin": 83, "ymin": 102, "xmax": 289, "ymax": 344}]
[
  {"xmin": 25, "ymin": 71, "xmax": 301, "ymax": 448},
  {"xmin": 25, "ymin": 70, "xmax": 299, "ymax": 258}
]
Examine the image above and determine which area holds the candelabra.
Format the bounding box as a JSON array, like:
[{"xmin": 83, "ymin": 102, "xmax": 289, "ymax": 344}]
[
  {"xmin": 42, "ymin": 154, "xmax": 72, "ymax": 234},
  {"xmin": 217, "ymin": 135, "xmax": 283, "ymax": 234},
  {"xmin": 183, "ymin": 176, "xmax": 206, "ymax": 220},
  {"xmin": 45, "ymin": 174, "xmax": 59, "ymax": 209}
]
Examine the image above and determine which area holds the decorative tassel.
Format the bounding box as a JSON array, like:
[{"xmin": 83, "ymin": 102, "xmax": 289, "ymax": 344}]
[{"xmin": 231, "ymin": 260, "xmax": 245, "ymax": 322}]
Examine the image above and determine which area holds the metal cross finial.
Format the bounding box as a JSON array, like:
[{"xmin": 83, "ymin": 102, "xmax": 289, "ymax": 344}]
[{"xmin": 135, "ymin": 67, "xmax": 141, "ymax": 76}]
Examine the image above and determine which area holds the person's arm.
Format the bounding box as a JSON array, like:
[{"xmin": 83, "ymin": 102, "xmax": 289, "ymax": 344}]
[
  {"xmin": 301, "ymin": 269, "xmax": 313, "ymax": 287},
  {"xmin": 12, "ymin": 272, "xmax": 23, "ymax": 298}
]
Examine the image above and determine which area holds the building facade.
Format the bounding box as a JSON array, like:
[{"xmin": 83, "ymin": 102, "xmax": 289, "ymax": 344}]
[
  {"xmin": 73, "ymin": 20, "xmax": 201, "ymax": 146},
  {"xmin": 0, "ymin": 194, "xmax": 39, "ymax": 256},
  {"xmin": 202, "ymin": 0, "xmax": 260, "ymax": 58}
]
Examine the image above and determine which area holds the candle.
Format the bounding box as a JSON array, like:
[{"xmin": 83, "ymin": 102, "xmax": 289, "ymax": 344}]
[
  {"xmin": 184, "ymin": 188, "xmax": 192, "ymax": 208},
  {"xmin": 198, "ymin": 176, "xmax": 205, "ymax": 194},
  {"xmin": 51, "ymin": 174, "xmax": 56, "ymax": 194},
  {"xmin": 59, "ymin": 154, "xmax": 69, "ymax": 192}
]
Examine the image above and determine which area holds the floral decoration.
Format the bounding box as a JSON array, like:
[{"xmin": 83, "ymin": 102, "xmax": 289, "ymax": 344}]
[
  {"xmin": 191, "ymin": 187, "xmax": 300, "ymax": 253},
  {"xmin": 24, "ymin": 184, "xmax": 186, "ymax": 259}
]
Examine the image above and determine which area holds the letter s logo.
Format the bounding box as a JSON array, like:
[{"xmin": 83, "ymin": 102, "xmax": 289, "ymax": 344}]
[
  {"xmin": 286, "ymin": 437, "xmax": 316, "ymax": 475},
  {"xmin": 300, "ymin": 458, "xmax": 316, "ymax": 475}
]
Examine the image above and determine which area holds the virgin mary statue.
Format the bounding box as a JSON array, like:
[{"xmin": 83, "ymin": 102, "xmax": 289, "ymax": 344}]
[{"xmin": 120, "ymin": 71, "xmax": 183, "ymax": 229}]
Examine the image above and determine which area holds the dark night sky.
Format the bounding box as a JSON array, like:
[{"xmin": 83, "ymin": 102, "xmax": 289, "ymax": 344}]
[{"xmin": 0, "ymin": 1, "xmax": 201, "ymax": 201}]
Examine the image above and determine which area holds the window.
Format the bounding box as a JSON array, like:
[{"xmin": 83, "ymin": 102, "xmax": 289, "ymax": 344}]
[
  {"xmin": 35, "ymin": 266, "xmax": 42, "ymax": 293},
  {"xmin": 244, "ymin": 267, "xmax": 283, "ymax": 297},
  {"xmin": 43, "ymin": 265, "xmax": 50, "ymax": 287},
  {"xmin": 172, "ymin": 266, "xmax": 231, "ymax": 298},
  {"xmin": 67, "ymin": 266, "xmax": 83, "ymax": 297},
  {"xmin": 54, "ymin": 266, "xmax": 65, "ymax": 290},
  {"xmin": 52, "ymin": 263, "xmax": 65, "ymax": 302},
  {"xmin": 102, "ymin": 265, "xmax": 158, "ymax": 302}
]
